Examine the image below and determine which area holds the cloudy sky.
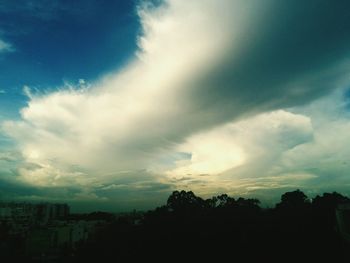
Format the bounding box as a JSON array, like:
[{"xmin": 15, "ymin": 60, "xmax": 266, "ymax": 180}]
[{"xmin": 1, "ymin": 0, "xmax": 350, "ymax": 212}]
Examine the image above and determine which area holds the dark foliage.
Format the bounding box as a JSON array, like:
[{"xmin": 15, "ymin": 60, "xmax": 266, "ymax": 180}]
[
  {"xmin": 1, "ymin": 190, "xmax": 349, "ymax": 262},
  {"xmin": 71, "ymin": 190, "xmax": 350, "ymax": 262}
]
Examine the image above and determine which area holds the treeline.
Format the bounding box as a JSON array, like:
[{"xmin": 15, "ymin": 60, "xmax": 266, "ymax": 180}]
[{"xmin": 73, "ymin": 190, "xmax": 350, "ymax": 262}]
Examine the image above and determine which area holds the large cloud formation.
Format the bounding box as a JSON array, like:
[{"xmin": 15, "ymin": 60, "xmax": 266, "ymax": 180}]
[{"xmin": 2, "ymin": 0, "xmax": 350, "ymax": 205}]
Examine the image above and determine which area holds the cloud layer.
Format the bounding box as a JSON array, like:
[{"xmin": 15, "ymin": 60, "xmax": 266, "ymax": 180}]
[{"xmin": 2, "ymin": 0, "xmax": 350, "ymax": 206}]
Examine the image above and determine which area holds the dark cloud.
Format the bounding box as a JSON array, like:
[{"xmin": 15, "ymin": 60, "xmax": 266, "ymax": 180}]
[
  {"xmin": 0, "ymin": 174, "xmax": 44, "ymax": 199},
  {"xmin": 183, "ymin": 0, "xmax": 350, "ymax": 131}
]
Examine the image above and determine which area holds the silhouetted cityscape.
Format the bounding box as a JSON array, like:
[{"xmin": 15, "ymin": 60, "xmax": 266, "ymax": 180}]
[{"xmin": 1, "ymin": 189, "xmax": 349, "ymax": 262}]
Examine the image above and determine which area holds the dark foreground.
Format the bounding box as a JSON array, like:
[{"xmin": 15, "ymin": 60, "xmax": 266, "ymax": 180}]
[{"xmin": 1, "ymin": 190, "xmax": 350, "ymax": 262}]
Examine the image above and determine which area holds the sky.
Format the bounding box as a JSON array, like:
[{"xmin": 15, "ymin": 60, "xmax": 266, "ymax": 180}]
[{"xmin": 1, "ymin": 0, "xmax": 350, "ymax": 212}]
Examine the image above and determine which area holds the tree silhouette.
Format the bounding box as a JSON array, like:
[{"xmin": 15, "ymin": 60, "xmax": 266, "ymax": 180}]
[
  {"xmin": 313, "ymin": 192, "xmax": 350, "ymax": 211},
  {"xmin": 205, "ymin": 194, "xmax": 236, "ymax": 208},
  {"xmin": 276, "ymin": 189, "xmax": 310, "ymax": 210},
  {"xmin": 166, "ymin": 190, "xmax": 206, "ymax": 213},
  {"xmin": 312, "ymin": 192, "xmax": 350, "ymax": 228},
  {"xmin": 236, "ymin": 197, "xmax": 260, "ymax": 209}
]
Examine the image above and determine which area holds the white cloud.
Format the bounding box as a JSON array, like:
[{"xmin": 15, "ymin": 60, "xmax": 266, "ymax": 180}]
[
  {"xmin": 22, "ymin": 85, "xmax": 33, "ymax": 98},
  {"xmin": 163, "ymin": 89, "xmax": 350, "ymax": 198},
  {"xmin": 158, "ymin": 109, "xmax": 314, "ymax": 197},
  {"xmin": 2, "ymin": 1, "xmax": 350, "ymax": 202},
  {"xmin": 164, "ymin": 110, "xmax": 313, "ymax": 178},
  {"xmin": 0, "ymin": 39, "xmax": 14, "ymax": 53}
]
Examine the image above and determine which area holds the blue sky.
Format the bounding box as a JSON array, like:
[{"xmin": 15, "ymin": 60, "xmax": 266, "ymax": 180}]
[
  {"xmin": 1, "ymin": 0, "xmax": 350, "ymax": 212},
  {"xmin": 0, "ymin": 0, "xmax": 138, "ymax": 119}
]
